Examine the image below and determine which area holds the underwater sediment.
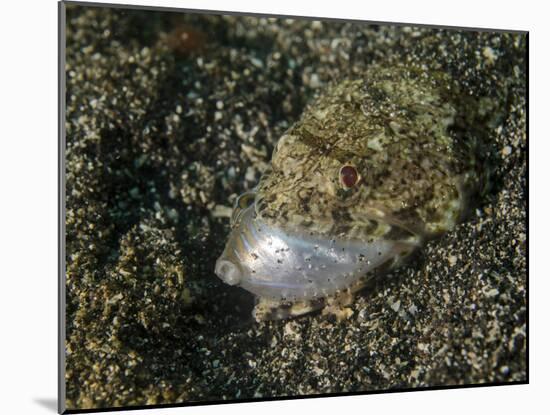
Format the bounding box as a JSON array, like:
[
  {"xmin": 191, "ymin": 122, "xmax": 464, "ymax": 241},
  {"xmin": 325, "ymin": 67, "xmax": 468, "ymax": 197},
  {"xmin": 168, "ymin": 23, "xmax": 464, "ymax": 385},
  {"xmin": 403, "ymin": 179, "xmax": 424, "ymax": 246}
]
[{"xmin": 64, "ymin": 5, "xmax": 527, "ymax": 409}]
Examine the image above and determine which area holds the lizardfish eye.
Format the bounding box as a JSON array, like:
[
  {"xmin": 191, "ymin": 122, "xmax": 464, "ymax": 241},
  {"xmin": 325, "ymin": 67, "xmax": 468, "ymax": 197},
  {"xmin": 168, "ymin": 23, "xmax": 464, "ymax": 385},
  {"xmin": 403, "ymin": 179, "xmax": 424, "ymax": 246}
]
[{"xmin": 339, "ymin": 165, "xmax": 360, "ymax": 189}]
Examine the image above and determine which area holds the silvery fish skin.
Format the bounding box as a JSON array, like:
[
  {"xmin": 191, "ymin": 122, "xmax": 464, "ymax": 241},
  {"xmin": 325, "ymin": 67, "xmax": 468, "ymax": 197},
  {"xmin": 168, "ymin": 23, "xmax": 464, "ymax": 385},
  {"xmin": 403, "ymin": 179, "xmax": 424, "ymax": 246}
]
[
  {"xmin": 216, "ymin": 65, "xmax": 483, "ymax": 321},
  {"xmin": 216, "ymin": 201, "xmax": 419, "ymax": 301}
]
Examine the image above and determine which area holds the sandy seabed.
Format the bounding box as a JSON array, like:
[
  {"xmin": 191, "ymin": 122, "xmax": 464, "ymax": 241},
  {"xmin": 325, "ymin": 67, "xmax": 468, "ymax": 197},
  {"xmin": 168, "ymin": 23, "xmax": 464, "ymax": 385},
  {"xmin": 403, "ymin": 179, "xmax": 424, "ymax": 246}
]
[{"xmin": 63, "ymin": 5, "xmax": 527, "ymax": 410}]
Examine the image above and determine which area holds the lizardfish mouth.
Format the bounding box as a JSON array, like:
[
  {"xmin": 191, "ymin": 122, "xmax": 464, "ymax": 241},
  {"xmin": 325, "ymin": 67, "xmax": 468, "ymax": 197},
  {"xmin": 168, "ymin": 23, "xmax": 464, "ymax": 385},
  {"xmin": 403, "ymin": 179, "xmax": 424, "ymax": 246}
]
[{"xmin": 215, "ymin": 201, "xmax": 418, "ymax": 302}]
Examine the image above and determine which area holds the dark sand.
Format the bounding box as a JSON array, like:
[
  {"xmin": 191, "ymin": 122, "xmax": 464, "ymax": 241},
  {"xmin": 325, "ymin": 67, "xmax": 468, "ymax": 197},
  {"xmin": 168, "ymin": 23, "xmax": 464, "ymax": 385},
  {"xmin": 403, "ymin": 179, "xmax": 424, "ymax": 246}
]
[{"xmin": 63, "ymin": 4, "xmax": 527, "ymax": 410}]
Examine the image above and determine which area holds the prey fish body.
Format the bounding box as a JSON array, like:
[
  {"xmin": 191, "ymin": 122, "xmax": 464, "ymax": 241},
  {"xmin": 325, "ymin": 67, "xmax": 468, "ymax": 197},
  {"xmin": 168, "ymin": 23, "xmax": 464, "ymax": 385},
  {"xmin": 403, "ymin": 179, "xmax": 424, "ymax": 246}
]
[
  {"xmin": 216, "ymin": 65, "xmax": 484, "ymax": 321},
  {"xmin": 216, "ymin": 202, "xmax": 419, "ymax": 301}
]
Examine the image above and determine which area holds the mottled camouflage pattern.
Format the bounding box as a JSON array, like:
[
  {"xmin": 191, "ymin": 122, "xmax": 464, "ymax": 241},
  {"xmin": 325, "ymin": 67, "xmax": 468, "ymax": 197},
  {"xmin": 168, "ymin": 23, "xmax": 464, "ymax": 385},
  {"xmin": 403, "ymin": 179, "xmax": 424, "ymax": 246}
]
[
  {"xmin": 255, "ymin": 65, "xmax": 479, "ymax": 245},
  {"xmin": 217, "ymin": 64, "xmax": 487, "ymax": 320}
]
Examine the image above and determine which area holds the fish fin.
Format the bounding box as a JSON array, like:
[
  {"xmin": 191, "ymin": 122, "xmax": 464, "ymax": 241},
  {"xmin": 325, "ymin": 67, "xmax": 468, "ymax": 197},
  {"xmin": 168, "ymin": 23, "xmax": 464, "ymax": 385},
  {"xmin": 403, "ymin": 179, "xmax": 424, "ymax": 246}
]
[{"xmin": 252, "ymin": 297, "xmax": 324, "ymax": 321}]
